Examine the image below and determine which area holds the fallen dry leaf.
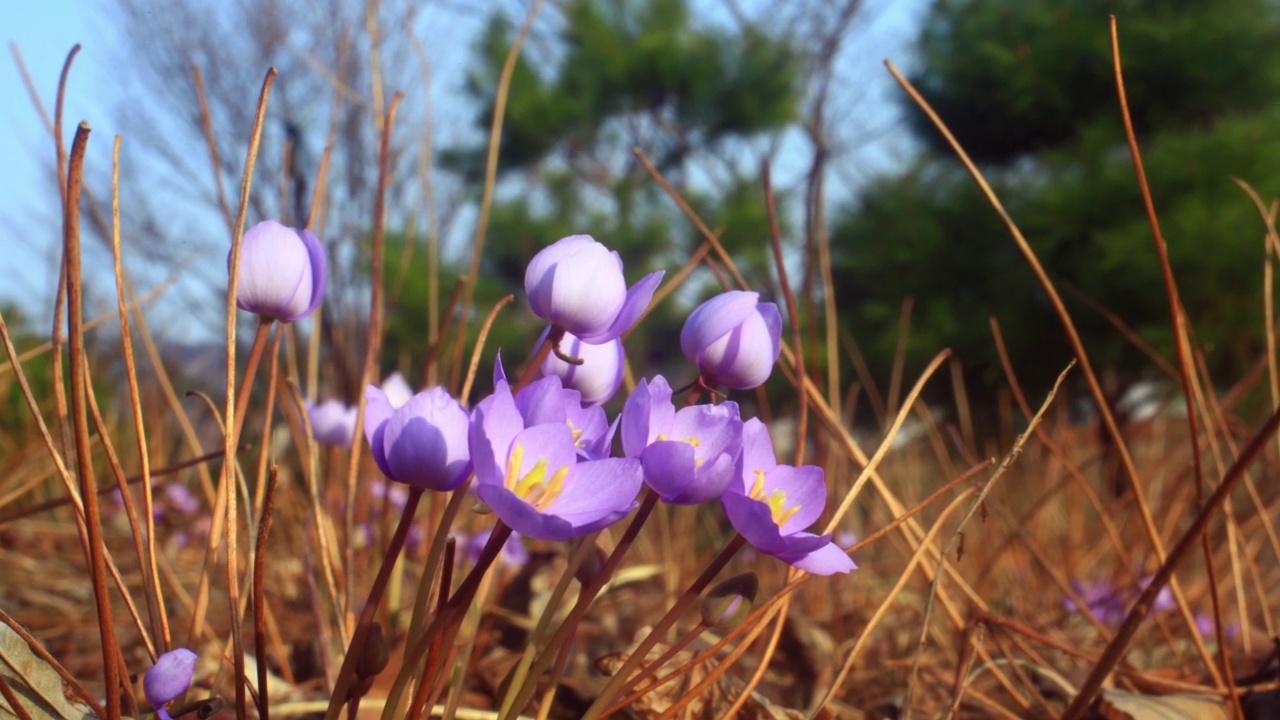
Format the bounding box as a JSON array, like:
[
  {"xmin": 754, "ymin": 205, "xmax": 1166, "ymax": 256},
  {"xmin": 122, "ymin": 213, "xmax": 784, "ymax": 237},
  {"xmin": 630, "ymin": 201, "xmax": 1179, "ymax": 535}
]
[{"xmin": 1096, "ymin": 688, "xmax": 1229, "ymax": 720}]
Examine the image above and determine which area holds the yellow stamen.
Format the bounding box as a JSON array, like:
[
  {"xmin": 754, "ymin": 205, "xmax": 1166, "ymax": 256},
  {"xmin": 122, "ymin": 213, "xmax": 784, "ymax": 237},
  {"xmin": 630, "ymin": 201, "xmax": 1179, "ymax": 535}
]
[
  {"xmin": 748, "ymin": 469, "xmax": 801, "ymax": 527},
  {"xmin": 506, "ymin": 443, "xmax": 569, "ymax": 511}
]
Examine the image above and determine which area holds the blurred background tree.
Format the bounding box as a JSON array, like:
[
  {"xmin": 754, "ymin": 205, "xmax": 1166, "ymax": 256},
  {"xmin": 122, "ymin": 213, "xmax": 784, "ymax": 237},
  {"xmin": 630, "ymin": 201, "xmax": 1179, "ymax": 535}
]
[{"xmin": 830, "ymin": 0, "xmax": 1280, "ymax": 424}]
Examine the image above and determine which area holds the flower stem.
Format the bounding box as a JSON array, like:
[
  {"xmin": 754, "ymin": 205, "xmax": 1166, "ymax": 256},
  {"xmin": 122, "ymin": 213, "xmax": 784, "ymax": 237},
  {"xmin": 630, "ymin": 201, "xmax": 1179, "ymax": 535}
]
[
  {"xmin": 499, "ymin": 489, "xmax": 662, "ymax": 719},
  {"xmin": 322, "ymin": 486, "xmax": 424, "ymax": 720},
  {"xmin": 382, "ymin": 522, "xmax": 513, "ymax": 720},
  {"xmin": 580, "ymin": 533, "xmax": 747, "ymax": 720}
]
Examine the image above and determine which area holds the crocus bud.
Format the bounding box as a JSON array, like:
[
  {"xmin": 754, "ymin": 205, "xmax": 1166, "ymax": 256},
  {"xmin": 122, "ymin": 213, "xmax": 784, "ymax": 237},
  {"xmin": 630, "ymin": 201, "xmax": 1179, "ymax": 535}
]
[
  {"xmin": 524, "ymin": 235, "xmax": 663, "ymax": 343},
  {"xmin": 539, "ymin": 330, "xmax": 625, "ymax": 407},
  {"xmin": 702, "ymin": 573, "xmax": 758, "ymax": 629},
  {"xmin": 307, "ymin": 399, "xmax": 357, "ymax": 446},
  {"xmin": 144, "ymin": 648, "xmax": 197, "ymax": 718},
  {"xmin": 680, "ymin": 291, "xmax": 782, "ymax": 390},
  {"xmin": 364, "ymin": 385, "xmax": 472, "ymax": 491},
  {"xmin": 355, "ymin": 622, "xmax": 390, "ymax": 679},
  {"xmin": 232, "ymin": 220, "xmax": 327, "ymax": 322}
]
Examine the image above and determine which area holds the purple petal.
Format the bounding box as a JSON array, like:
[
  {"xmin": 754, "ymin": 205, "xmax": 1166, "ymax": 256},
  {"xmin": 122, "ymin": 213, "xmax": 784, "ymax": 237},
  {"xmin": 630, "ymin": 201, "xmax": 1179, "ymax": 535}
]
[
  {"xmin": 621, "ymin": 376, "xmax": 675, "ymax": 458},
  {"xmin": 640, "ymin": 440, "xmax": 697, "ymax": 501},
  {"xmin": 721, "ymin": 492, "xmax": 792, "ymax": 555},
  {"xmin": 680, "ymin": 291, "xmax": 760, "ymax": 364},
  {"xmin": 364, "ymin": 385, "xmax": 396, "ymax": 479},
  {"xmin": 777, "ymin": 539, "xmax": 857, "ymax": 575},
  {"xmin": 508, "ymin": 423, "xmax": 579, "ymax": 479},
  {"xmin": 382, "ymin": 390, "xmax": 472, "ymax": 490},
  {"xmin": 515, "ymin": 376, "xmax": 574, "ymax": 427},
  {"xmin": 542, "ymin": 332, "xmax": 625, "ymax": 407},
  {"xmin": 525, "ymin": 236, "xmax": 627, "ymax": 337},
  {"xmin": 761, "ymin": 464, "xmax": 827, "ymax": 535},
  {"xmin": 476, "ymin": 484, "xmax": 577, "ymax": 541},
  {"xmin": 547, "ymin": 457, "xmax": 642, "ymax": 527},
  {"xmin": 582, "ymin": 270, "xmax": 665, "ymax": 343},
  {"xmin": 699, "ymin": 305, "xmax": 781, "ymax": 389},
  {"xmin": 144, "ymin": 648, "xmax": 197, "ymax": 707},
  {"xmin": 234, "ymin": 220, "xmax": 314, "ymax": 322},
  {"xmin": 671, "ymin": 402, "xmax": 742, "ymax": 460},
  {"xmin": 739, "ymin": 418, "xmax": 777, "ymax": 491},
  {"xmin": 298, "ymin": 228, "xmax": 328, "ymax": 320},
  {"xmin": 470, "ymin": 381, "xmax": 525, "ymax": 487}
]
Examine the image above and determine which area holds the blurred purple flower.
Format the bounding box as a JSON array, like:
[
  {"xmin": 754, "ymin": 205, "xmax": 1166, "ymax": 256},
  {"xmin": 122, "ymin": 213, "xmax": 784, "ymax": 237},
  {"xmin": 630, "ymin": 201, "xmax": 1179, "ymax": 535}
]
[
  {"xmin": 232, "ymin": 220, "xmax": 327, "ymax": 322},
  {"xmin": 539, "ymin": 329, "xmax": 625, "ymax": 407},
  {"xmin": 681, "ymin": 291, "xmax": 782, "ymax": 390},
  {"xmin": 470, "ymin": 375, "xmax": 642, "ymax": 541},
  {"xmin": 308, "ymin": 399, "xmax": 358, "ymax": 447},
  {"xmin": 720, "ymin": 418, "xmax": 854, "ymax": 575},
  {"xmin": 524, "ymin": 234, "xmax": 663, "ymax": 343},
  {"xmin": 364, "ymin": 385, "xmax": 471, "ymax": 491},
  {"xmin": 144, "ymin": 647, "xmax": 197, "ymax": 719},
  {"xmin": 621, "ymin": 376, "xmax": 743, "ymax": 504},
  {"xmin": 164, "ymin": 484, "xmax": 201, "ymax": 515},
  {"xmin": 381, "ymin": 371, "xmax": 414, "ymax": 408},
  {"xmin": 465, "ymin": 528, "xmax": 529, "ymax": 569}
]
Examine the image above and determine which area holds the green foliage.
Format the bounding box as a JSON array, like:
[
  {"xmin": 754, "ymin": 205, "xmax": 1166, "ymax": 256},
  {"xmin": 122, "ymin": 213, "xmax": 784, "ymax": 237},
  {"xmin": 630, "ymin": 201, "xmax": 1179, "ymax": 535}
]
[
  {"xmin": 833, "ymin": 0, "xmax": 1280, "ymax": 407},
  {"xmin": 419, "ymin": 0, "xmax": 805, "ymax": 388}
]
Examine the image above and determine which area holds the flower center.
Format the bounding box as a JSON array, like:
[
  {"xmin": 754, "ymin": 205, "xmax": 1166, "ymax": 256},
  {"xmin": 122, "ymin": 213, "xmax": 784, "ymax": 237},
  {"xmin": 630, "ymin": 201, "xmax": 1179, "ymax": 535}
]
[
  {"xmin": 749, "ymin": 469, "xmax": 800, "ymax": 527},
  {"xmin": 505, "ymin": 444, "xmax": 569, "ymax": 511},
  {"xmin": 657, "ymin": 432, "xmax": 704, "ymax": 467}
]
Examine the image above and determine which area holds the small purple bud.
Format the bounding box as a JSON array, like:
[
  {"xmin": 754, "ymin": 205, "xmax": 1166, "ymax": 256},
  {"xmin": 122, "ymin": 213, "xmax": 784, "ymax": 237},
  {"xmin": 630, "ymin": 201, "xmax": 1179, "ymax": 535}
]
[
  {"xmin": 540, "ymin": 330, "xmax": 625, "ymax": 407},
  {"xmin": 364, "ymin": 385, "xmax": 472, "ymax": 491},
  {"xmin": 702, "ymin": 573, "xmax": 758, "ymax": 629},
  {"xmin": 232, "ymin": 220, "xmax": 327, "ymax": 322},
  {"xmin": 144, "ymin": 648, "xmax": 197, "ymax": 714},
  {"xmin": 307, "ymin": 399, "xmax": 358, "ymax": 447},
  {"xmin": 680, "ymin": 291, "xmax": 782, "ymax": 390},
  {"xmin": 524, "ymin": 235, "xmax": 664, "ymax": 343}
]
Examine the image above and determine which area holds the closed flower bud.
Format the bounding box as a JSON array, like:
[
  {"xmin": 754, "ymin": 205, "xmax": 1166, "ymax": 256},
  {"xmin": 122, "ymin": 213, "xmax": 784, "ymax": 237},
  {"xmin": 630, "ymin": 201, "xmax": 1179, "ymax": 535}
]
[
  {"xmin": 680, "ymin": 291, "xmax": 782, "ymax": 390},
  {"xmin": 232, "ymin": 220, "xmax": 327, "ymax": 322},
  {"xmin": 702, "ymin": 573, "xmax": 758, "ymax": 629},
  {"xmin": 539, "ymin": 330, "xmax": 625, "ymax": 407},
  {"xmin": 364, "ymin": 385, "xmax": 472, "ymax": 491},
  {"xmin": 524, "ymin": 235, "xmax": 663, "ymax": 343},
  {"xmin": 144, "ymin": 648, "xmax": 197, "ymax": 717}
]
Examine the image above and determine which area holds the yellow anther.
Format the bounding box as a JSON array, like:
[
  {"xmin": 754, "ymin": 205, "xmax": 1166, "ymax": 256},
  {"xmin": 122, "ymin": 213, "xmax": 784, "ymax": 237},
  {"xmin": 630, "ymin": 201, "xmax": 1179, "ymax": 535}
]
[
  {"xmin": 749, "ymin": 469, "xmax": 801, "ymax": 527},
  {"xmin": 506, "ymin": 444, "xmax": 568, "ymax": 511}
]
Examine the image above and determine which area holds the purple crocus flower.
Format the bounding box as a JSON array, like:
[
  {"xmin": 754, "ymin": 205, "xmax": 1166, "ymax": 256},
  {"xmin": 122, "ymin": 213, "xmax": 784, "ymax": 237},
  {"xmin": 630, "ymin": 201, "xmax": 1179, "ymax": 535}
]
[
  {"xmin": 164, "ymin": 483, "xmax": 201, "ymax": 515},
  {"xmin": 681, "ymin": 291, "xmax": 782, "ymax": 390},
  {"xmin": 621, "ymin": 376, "xmax": 743, "ymax": 504},
  {"xmin": 524, "ymin": 235, "xmax": 664, "ymax": 343},
  {"xmin": 470, "ymin": 376, "xmax": 642, "ymax": 541},
  {"xmin": 539, "ymin": 329, "xmax": 625, "ymax": 407},
  {"xmin": 232, "ymin": 220, "xmax": 327, "ymax": 322},
  {"xmin": 720, "ymin": 418, "xmax": 855, "ymax": 575},
  {"xmin": 144, "ymin": 647, "xmax": 197, "ymax": 719},
  {"xmin": 364, "ymin": 385, "xmax": 471, "ymax": 491},
  {"xmin": 496, "ymin": 357, "xmax": 615, "ymax": 460},
  {"xmin": 308, "ymin": 399, "xmax": 358, "ymax": 446}
]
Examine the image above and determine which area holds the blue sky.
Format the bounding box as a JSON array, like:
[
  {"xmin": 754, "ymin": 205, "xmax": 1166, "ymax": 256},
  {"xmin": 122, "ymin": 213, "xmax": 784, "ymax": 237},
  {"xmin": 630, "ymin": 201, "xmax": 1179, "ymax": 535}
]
[
  {"xmin": 1, "ymin": 0, "xmax": 117, "ymax": 324},
  {"xmin": 1, "ymin": 0, "xmax": 928, "ymax": 340}
]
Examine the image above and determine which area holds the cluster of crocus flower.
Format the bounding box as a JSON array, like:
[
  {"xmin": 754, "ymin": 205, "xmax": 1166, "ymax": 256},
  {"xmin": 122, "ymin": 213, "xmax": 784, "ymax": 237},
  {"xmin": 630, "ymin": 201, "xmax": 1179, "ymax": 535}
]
[{"xmin": 233, "ymin": 224, "xmax": 851, "ymax": 575}]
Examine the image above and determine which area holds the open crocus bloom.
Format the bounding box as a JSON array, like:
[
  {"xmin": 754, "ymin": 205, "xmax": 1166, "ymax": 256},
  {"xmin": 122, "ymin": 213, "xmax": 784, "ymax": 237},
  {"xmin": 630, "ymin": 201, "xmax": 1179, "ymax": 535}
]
[
  {"xmin": 720, "ymin": 418, "xmax": 855, "ymax": 575},
  {"xmin": 496, "ymin": 357, "xmax": 615, "ymax": 460},
  {"xmin": 680, "ymin": 291, "xmax": 782, "ymax": 390},
  {"xmin": 364, "ymin": 385, "xmax": 472, "ymax": 491},
  {"xmin": 621, "ymin": 376, "xmax": 743, "ymax": 505},
  {"xmin": 470, "ymin": 376, "xmax": 641, "ymax": 541},
  {"xmin": 524, "ymin": 234, "xmax": 663, "ymax": 343},
  {"xmin": 232, "ymin": 220, "xmax": 327, "ymax": 323}
]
